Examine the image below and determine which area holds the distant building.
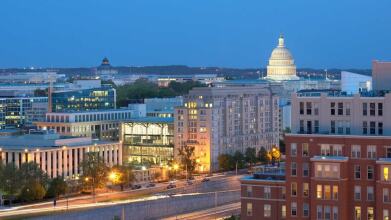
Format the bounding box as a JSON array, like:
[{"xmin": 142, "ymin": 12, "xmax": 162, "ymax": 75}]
[
  {"xmin": 121, "ymin": 117, "xmax": 174, "ymax": 165},
  {"xmin": 51, "ymin": 85, "xmax": 116, "ymax": 112},
  {"xmin": 0, "ymin": 97, "xmax": 48, "ymax": 129},
  {"xmin": 175, "ymin": 85, "xmax": 280, "ymax": 172},
  {"xmin": 0, "ymin": 71, "xmax": 63, "ymax": 84},
  {"xmin": 265, "ymin": 35, "xmax": 299, "ymax": 81},
  {"xmin": 35, "ymin": 108, "xmax": 145, "ymax": 141},
  {"xmin": 0, "ymin": 130, "xmax": 121, "ymax": 179},
  {"xmin": 157, "ymin": 74, "xmax": 224, "ymax": 87},
  {"xmin": 372, "ymin": 60, "xmax": 391, "ymax": 91},
  {"xmin": 341, "ymin": 71, "xmax": 372, "ymax": 94},
  {"xmin": 95, "ymin": 57, "xmax": 118, "ymax": 80},
  {"xmin": 144, "ymin": 97, "xmax": 183, "ymax": 118}
]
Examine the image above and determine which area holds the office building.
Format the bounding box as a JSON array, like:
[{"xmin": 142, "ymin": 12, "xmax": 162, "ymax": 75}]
[
  {"xmin": 121, "ymin": 117, "xmax": 174, "ymax": 165},
  {"xmin": 144, "ymin": 97, "xmax": 182, "ymax": 118},
  {"xmin": 51, "ymin": 85, "xmax": 116, "ymax": 112},
  {"xmin": 341, "ymin": 71, "xmax": 372, "ymax": 94},
  {"xmin": 0, "ymin": 130, "xmax": 121, "ymax": 179},
  {"xmin": 175, "ymin": 85, "xmax": 279, "ymax": 172},
  {"xmin": 372, "ymin": 60, "xmax": 391, "ymax": 91},
  {"xmin": 0, "ymin": 97, "xmax": 48, "ymax": 129},
  {"xmin": 35, "ymin": 107, "xmax": 145, "ymax": 141}
]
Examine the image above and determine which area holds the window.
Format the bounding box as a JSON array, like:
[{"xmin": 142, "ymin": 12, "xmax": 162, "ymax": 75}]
[
  {"xmin": 325, "ymin": 206, "xmax": 331, "ymax": 220},
  {"xmin": 370, "ymin": 121, "xmax": 376, "ymax": 135},
  {"xmin": 314, "ymin": 120, "xmax": 319, "ymax": 133},
  {"xmin": 346, "ymin": 104, "xmax": 351, "ymax": 116},
  {"xmin": 302, "ymin": 143, "xmax": 309, "ymax": 157},
  {"xmin": 352, "ymin": 145, "xmax": 361, "ymax": 158},
  {"xmin": 333, "ymin": 206, "xmax": 338, "ymax": 220},
  {"xmin": 333, "ymin": 185, "xmax": 338, "ymax": 200},
  {"xmin": 246, "ymin": 203, "xmax": 252, "ymax": 216},
  {"xmin": 315, "ymin": 164, "xmax": 340, "ymax": 179},
  {"xmin": 300, "ymin": 120, "xmax": 304, "ymax": 133},
  {"xmin": 370, "ymin": 103, "xmax": 375, "ymax": 116},
  {"xmin": 306, "ymin": 102, "xmax": 312, "ymax": 115},
  {"xmin": 303, "ymin": 183, "xmax": 309, "ymax": 197},
  {"xmin": 291, "ymin": 182, "xmax": 297, "ymax": 196},
  {"xmin": 291, "ymin": 202, "xmax": 297, "ymax": 216},
  {"xmin": 354, "ymin": 185, "xmax": 361, "ymax": 200},
  {"xmin": 367, "ymin": 145, "xmax": 376, "ymax": 159},
  {"xmin": 384, "ymin": 188, "xmax": 389, "ymax": 202},
  {"xmin": 264, "ymin": 204, "xmax": 271, "ymax": 217},
  {"xmin": 333, "ymin": 145, "xmax": 342, "ymax": 156},
  {"xmin": 354, "ymin": 165, "xmax": 361, "ymax": 179},
  {"xmin": 331, "ymin": 120, "xmax": 336, "ymax": 134},
  {"xmin": 355, "ymin": 206, "xmax": 361, "ymax": 220},
  {"xmin": 246, "ymin": 186, "xmax": 252, "ymax": 197},
  {"xmin": 363, "ymin": 121, "xmax": 368, "ymax": 134},
  {"xmin": 291, "ymin": 162, "xmax": 297, "ymax": 176},
  {"xmin": 321, "ymin": 144, "xmax": 331, "ymax": 156},
  {"xmin": 264, "ymin": 186, "xmax": 271, "ymax": 199},
  {"xmin": 316, "ymin": 184, "xmax": 322, "ymax": 199},
  {"xmin": 384, "ymin": 209, "xmax": 389, "ymax": 220},
  {"xmin": 384, "ymin": 167, "xmax": 390, "ymax": 181},
  {"xmin": 331, "ymin": 102, "xmax": 336, "ymax": 115},
  {"xmin": 367, "ymin": 186, "xmax": 374, "ymax": 201},
  {"xmin": 291, "ymin": 143, "xmax": 297, "ymax": 156},
  {"xmin": 303, "ymin": 203, "xmax": 309, "ymax": 217},
  {"xmin": 281, "ymin": 205, "xmax": 286, "ymax": 218},
  {"xmin": 363, "ymin": 103, "xmax": 367, "ymax": 116},
  {"xmin": 367, "ymin": 207, "xmax": 374, "ymax": 220},
  {"xmin": 379, "ymin": 122, "xmax": 384, "ymax": 135},
  {"xmin": 300, "ymin": 102, "xmax": 304, "ymax": 115},
  {"xmin": 366, "ymin": 166, "xmax": 374, "ymax": 180},
  {"xmin": 303, "ymin": 163, "xmax": 309, "ymax": 177},
  {"xmin": 324, "ymin": 185, "xmax": 331, "ymax": 200},
  {"xmin": 387, "ymin": 147, "xmax": 391, "ymax": 158},
  {"xmin": 307, "ymin": 121, "xmax": 312, "ymax": 134},
  {"xmin": 379, "ymin": 103, "xmax": 383, "ymax": 116},
  {"xmin": 338, "ymin": 102, "xmax": 343, "ymax": 115},
  {"xmin": 317, "ymin": 205, "xmax": 323, "ymax": 220}
]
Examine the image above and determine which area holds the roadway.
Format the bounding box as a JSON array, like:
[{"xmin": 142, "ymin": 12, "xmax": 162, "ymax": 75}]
[{"xmin": 0, "ymin": 174, "xmax": 242, "ymax": 219}]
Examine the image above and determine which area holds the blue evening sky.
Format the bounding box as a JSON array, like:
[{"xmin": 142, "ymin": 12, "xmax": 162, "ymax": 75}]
[{"xmin": 0, "ymin": 0, "xmax": 390, "ymax": 69}]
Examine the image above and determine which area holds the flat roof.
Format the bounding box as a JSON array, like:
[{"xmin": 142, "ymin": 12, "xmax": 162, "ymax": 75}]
[{"xmin": 124, "ymin": 117, "xmax": 174, "ymax": 123}]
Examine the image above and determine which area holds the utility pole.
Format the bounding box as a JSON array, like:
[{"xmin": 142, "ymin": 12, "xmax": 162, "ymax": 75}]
[{"xmin": 235, "ymin": 161, "xmax": 238, "ymax": 176}]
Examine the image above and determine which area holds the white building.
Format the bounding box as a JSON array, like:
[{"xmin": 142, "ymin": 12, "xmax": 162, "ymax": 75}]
[{"xmin": 341, "ymin": 71, "xmax": 371, "ymax": 94}]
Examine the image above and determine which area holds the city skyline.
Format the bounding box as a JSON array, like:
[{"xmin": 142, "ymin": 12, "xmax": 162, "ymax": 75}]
[{"xmin": 0, "ymin": 0, "xmax": 390, "ymax": 69}]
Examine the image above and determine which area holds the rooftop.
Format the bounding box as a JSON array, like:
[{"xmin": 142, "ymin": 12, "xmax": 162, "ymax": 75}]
[{"xmin": 124, "ymin": 117, "xmax": 174, "ymax": 123}]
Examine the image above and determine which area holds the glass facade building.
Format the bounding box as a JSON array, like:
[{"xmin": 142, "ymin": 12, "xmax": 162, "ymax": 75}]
[
  {"xmin": 0, "ymin": 97, "xmax": 48, "ymax": 129},
  {"xmin": 51, "ymin": 86, "xmax": 116, "ymax": 112},
  {"xmin": 121, "ymin": 117, "xmax": 174, "ymax": 165}
]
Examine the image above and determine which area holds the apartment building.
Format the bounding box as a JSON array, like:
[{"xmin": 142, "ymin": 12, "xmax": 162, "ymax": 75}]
[
  {"xmin": 175, "ymin": 85, "xmax": 279, "ymax": 172},
  {"xmin": 291, "ymin": 91, "xmax": 391, "ymax": 136},
  {"xmin": 241, "ymin": 133, "xmax": 391, "ymax": 220}
]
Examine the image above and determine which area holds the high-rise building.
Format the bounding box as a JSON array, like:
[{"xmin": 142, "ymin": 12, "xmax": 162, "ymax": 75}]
[
  {"xmin": 265, "ymin": 35, "xmax": 299, "ymax": 81},
  {"xmin": 175, "ymin": 85, "xmax": 280, "ymax": 172},
  {"xmin": 372, "ymin": 60, "xmax": 391, "ymax": 91},
  {"xmin": 51, "ymin": 85, "xmax": 116, "ymax": 112}
]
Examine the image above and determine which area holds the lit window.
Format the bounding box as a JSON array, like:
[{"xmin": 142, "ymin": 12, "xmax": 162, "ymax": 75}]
[
  {"xmin": 324, "ymin": 185, "xmax": 331, "ymax": 200},
  {"xmin": 384, "ymin": 209, "xmax": 389, "ymax": 220},
  {"xmin": 316, "ymin": 184, "xmax": 322, "ymax": 199},
  {"xmin": 281, "ymin": 205, "xmax": 286, "ymax": 218},
  {"xmin": 384, "ymin": 167, "xmax": 390, "ymax": 181},
  {"xmin": 354, "ymin": 206, "xmax": 361, "ymax": 220},
  {"xmin": 333, "ymin": 185, "xmax": 338, "ymax": 200},
  {"xmin": 246, "ymin": 203, "xmax": 252, "ymax": 216},
  {"xmin": 367, "ymin": 207, "xmax": 374, "ymax": 220},
  {"xmin": 264, "ymin": 204, "xmax": 271, "ymax": 217}
]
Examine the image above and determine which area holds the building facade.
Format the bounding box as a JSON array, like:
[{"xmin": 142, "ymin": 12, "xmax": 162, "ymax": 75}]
[
  {"xmin": 35, "ymin": 108, "xmax": 144, "ymax": 141},
  {"xmin": 0, "ymin": 130, "xmax": 121, "ymax": 179},
  {"xmin": 291, "ymin": 91, "xmax": 391, "ymax": 136},
  {"xmin": 372, "ymin": 60, "xmax": 391, "ymax": 91},
  {"xmin": 241, "ymin": 134, "xmax": 391, "ymax": 220},
  {"xmin": 121, "ymin": 117, "xmax": 174, "ymax": 165},
  {"xmin": 51, "ymin": 85, "xmax": 116, "ymax": 112},
  {"xmin": 0, "ymin": 97, "xmax": 48, "ymax": 129},
  {"xmin": 175, "ymin": 85, "xmax": 280, "ymax": 172}
]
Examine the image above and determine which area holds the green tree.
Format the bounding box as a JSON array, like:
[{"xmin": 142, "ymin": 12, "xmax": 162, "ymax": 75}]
[
  {"xmin": 218, "ymin": 154, "xmax": 233, "ymax": 171},
  {"xmin": 232, "ymin": 151, "xmax": 245, "ymax": 169},
  {"xmin": 46, "ymin": 177, "xmax": 68, "ymax": 199},
  {"xmin": 19, "ymin": 181, "xmax": 46, "ymax": 202},
  {"xmin": 178, "ymin": 145, "xmax": 197, "ymax": 178},
  {"xmin": 258, "ymin": 147, "xmax": 269, "ymax": 164},
  {"xmin": 110, "ymin": 165, "xmax": 134, "ymax": 191},
  {"xmin": 19, "ymin": 162, "xmax": 49, "ymax": 188},
  {"xmin": 0, "ymin": 163, "xmax": 21, "ymax": 196},
  {"xmin": 81, "ymin": 152, "xmax": 109, "ymax": 195},
  {"xmin": 245, "ymin": 147, "xmax": 257, "ymax": 166}
]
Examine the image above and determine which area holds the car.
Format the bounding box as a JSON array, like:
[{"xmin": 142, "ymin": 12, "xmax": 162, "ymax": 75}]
[
  {"xmin": 167, "ymin": 183, "xmax": 176, "ymax": 189},
  {"xmin": 131, "ymin": 184, "xmax": 142, "ymax": 190},
  {"xmin": 146, "ymin": 182, "xmax": 156, "ymax": 188},
  {"xmin": 201, "ymin": 178, "xmax": 210, "ymax": 182}
]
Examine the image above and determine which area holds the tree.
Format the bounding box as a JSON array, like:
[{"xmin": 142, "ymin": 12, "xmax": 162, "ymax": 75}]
[
  {"xmin": 110, "ymin": 165, "xmax": 134, "ymax": 191},
  {"xmin": 19, "ymin": 162, "xmax": 49, "ymax": 188},
  {"xmin": 245, "ymin": 147, "xmax": 257, "ymax": 166},
  {"xmin": 218, "ymin": 154, "xmax": 233, "ymax": 171},
  {"xmin": 19, "ymin": 181, "xmax": 46, "ymax": 202},
  {"xmin": 0, "ymin": 163, "xmax": 21, "ymax": 196},
  {"xmin": 178, "ymin": 145, "xmax": 197, "ymax": 178},
  {"xmin": 46, "ymin": 177, "xmax": 68, "ymax": 199},
  {"xmin": 258, "ymin": 147, "xmax": 268, "ymax": 164},
  {"xmin": 81, "ymin": 152, "xmax": 109, "ymax": 195},
  {"xmin": 232, "ymin": 151, "xmax": 245, "ymax": 169}
]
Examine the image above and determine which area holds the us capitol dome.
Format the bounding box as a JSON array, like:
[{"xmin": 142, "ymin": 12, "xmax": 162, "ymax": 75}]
[{"xmin": 265, "ymin": 34, "xmax": 299, "ymax": 81}]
